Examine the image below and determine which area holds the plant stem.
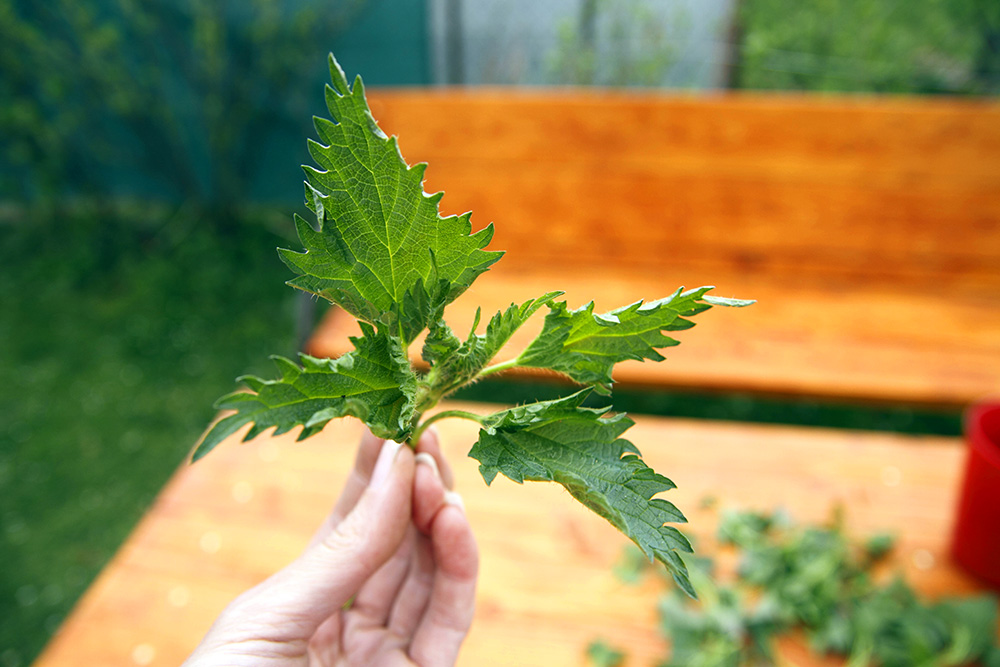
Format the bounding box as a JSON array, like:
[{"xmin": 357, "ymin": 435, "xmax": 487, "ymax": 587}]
[
  {"xmin": 477, "ymin": 358, "xmax": 521, "ymax": 378},
  {"xmin": 410, "ymin": 409, "xmax": 485, "ymax": 445}
]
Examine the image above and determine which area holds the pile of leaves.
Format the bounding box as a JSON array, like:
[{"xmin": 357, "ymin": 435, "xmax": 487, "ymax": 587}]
[{"xmin": 592, "ymin": 509, "xmax": 1000, "ymax": 667}]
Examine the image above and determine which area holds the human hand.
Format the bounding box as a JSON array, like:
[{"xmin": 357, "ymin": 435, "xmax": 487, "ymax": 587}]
[{"xmin": 184, "ymin": 428, "xmax": 478, "ymax": 666}]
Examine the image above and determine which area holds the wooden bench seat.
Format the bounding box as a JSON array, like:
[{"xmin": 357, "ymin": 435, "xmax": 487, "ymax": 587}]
[
  {"xmin": 35, "ymin": 404, "xmax": 994, "ymax": 667},
  {"xmin": 307, "ymin": 92, "xmax": 1000, "ymax": 408}
]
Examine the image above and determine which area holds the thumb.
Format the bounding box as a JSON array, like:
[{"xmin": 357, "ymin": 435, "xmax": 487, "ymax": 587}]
[{"xmin": 246, "ymin": 439, "xmax": 415, "ymax": 636}]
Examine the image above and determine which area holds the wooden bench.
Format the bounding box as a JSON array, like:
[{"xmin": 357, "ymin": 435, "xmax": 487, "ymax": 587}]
[
  {"xmin": 307, "ymin": 92, "xmax": 1000, "ymax": 407},
  {"xmin": 34, "ymin": 403, "xmax": 993, "ymax": 667}
]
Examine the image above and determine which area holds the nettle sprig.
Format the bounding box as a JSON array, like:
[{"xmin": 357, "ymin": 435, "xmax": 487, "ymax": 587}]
[{"xmin": 194, "ymin": 55, "xmax": 753, "ymax": 596}]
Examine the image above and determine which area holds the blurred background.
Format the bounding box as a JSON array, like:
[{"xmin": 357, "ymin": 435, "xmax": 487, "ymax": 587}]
[{"xmin": 1, "ymin": 1, "xmax": 998, "ymax": 665}]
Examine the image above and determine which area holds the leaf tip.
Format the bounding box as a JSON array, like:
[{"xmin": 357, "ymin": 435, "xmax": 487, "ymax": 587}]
[
  {"xmin": 328, "ymin": 53, "xmax": 350, "ymax": 94},
  {"xmin": 703, "ymin": 294, "xmax": 756, "ymax": 307}
]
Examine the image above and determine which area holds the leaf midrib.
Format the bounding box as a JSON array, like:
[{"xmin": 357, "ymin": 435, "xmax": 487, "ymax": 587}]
[
  {"xmin": 498, "ymin": 427, "xmax": 674, "ymax": 531},
  {"xmin": 563, "ymin": 308, "xmax": 683, "ymax": 350}
]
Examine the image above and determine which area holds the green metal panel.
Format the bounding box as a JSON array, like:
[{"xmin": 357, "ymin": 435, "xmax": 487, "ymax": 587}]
[
  {"xmin": 254, "ymin": 0, "xmax": 431, "ymax": 202},
  {"xmin": 332, "ymin": 0, "xmax": 430, "ymax": 85}
]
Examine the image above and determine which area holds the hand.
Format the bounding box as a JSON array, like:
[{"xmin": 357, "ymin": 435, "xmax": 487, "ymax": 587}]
[{"xmin": 185, "ymin": 428, "xmax": 478, "ymax": 666}]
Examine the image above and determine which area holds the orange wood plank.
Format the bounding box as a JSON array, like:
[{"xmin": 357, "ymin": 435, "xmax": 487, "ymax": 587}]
[
  {"xmin": 35, "ymin": 404, "xmax": 994, "ymax": 667},
  {"xmin": 361, "ymin": 91, "xmax": 1000, "ymax": 282},
  {"xmin": 307, "ymin": 260, "xmax": 1000, "ymax": 407}
]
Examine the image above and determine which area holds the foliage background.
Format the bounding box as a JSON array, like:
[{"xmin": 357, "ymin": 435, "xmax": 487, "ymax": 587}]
[
  {"xmin": 0, "ymin": 1, "xmax": 995, "ymax": 665},
  {"xmin": 734, "ymin": 0, "xmax": 1000, "ymax": 94}
]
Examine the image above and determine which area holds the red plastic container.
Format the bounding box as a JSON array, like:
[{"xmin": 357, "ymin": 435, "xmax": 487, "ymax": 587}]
[{"xmin": 951, "ymin": 401, "xmax": 1000, "ymax": 589}]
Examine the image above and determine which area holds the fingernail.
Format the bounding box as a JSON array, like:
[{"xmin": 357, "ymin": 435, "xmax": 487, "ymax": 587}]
[
  {"xmin": 370, "ymin": 440, "xmax": 403, "ymax": 488},
  {"xmin": 444, "ymin": 490, "xmax": 465, "ymax": 511},
  {"xmin": 414, "ymin": 452, "xmax": 441, "ymax": 479}
]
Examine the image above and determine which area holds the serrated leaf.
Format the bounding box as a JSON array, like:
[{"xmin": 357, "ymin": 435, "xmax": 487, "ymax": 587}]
[
  {"xmin": 478, "ymin": 290, "xmax": 565, "ymax": 362},
  {"xmin": 421, "ymin": 291, "xmax": 563, "ymax": 395},
  {"xmin": 193, "ymin": 323, "xmax": 416, "ymax": 461},
  {"xmin": 469, "ymin": 391, "xmax": 695, "ymax": 595},
  {"xmin": 517, "ymin": 286, "xmax": 753, "ymax": 393},
  {"xmin": 422, "ymin": 318, "xmax": 464, "ymax": 367},
  {"xmin": 278, "ymin": 55, "xmax": 503, "ymax": 343}
]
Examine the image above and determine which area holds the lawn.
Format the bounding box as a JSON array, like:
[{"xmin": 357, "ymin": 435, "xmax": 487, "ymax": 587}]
[{"xmin": 0, "ymin": 209, "xmax": 298, "ymax": 666}]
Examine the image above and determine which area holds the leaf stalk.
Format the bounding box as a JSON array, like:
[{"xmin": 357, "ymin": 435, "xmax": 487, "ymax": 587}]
[
  {"xmin": 477, "ymin": 358, "xmax": 521, "ymax": 378},
  {"xmin": 410, "ymin": 409, "xmax": 485, "ymax": 446}
]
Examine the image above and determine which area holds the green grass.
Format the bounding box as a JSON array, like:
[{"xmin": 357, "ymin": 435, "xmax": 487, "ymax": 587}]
[
  {"xmin": 455, "ymin": 379, "xmax": 962, "ymax": 437},
  {"xmin": 0, "ymin": 210, "xmax": 298, "ymax": 666}
]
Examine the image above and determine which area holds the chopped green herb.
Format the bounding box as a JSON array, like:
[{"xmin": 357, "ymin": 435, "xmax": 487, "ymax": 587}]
[{"xmin": 612, "ymin": 509, "xmax": 1000, "ymax": 666}]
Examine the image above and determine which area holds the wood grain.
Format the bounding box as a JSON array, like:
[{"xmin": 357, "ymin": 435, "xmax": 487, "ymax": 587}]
[
  {"xmin": 304, "ymin": 91, "xmax": 1000, "ymax": 407},
  {"xmin": 362, "ymin": 91, "xmax": 1000, "ymax": 282},
  {"xmin": 35, "ymin": 404, "xmax": 995, "ymax": 667},
  {"xmin": 308, "ymin": 259, "xmax": 1000, "ymax": 407}
]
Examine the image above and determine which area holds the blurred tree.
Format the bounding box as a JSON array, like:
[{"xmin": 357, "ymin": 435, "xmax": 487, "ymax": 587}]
[
  {"xmin": 955, "ymin": 0, "xmax": 1000, "ymax": 94},
  {"xmin": 733, "ymin": 0, "xmax": 999, "ymax": 95},
  {"xmin": 0, "ymin": 0, "xmax": 366, "ymax": 230},
  {"xmin": 547, "ymin": 0, "xmax": 679, "ymax": 87}
]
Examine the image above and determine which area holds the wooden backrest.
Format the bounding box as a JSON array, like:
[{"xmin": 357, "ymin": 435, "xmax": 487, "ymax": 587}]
[{"xmin": 366, "ymin": 91, "xmax": 1000, "ymax": 291}]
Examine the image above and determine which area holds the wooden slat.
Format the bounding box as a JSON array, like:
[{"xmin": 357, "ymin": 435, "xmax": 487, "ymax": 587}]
[
  {"xmin": 305, "ymin": 91, "xmax": 1000, "ymax": 406},
  {"xmin": 35, "ymin": 404, "xmax": 996, "ymax": 667},
  {"xmin": 308, "ymin": 259, "xmax": 1000, "ymax": 407},
  {"xmin": 363, "ymin": 91, "xmax": 1000, "ymax": 282}
]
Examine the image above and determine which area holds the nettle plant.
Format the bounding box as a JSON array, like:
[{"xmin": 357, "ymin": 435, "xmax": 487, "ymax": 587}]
[{"xmin": 194, "ymin": 55, "xmax": 752, "ymax": 596}]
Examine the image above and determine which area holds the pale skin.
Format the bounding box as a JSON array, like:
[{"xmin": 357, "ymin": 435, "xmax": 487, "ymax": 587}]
[{"xmin": 184, "ymin": 428, "xmax": 478, "ymax": 667}]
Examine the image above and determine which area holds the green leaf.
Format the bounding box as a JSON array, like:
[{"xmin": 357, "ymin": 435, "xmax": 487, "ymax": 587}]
[
  {"xmin": 278, "ymin": 55, "xmax": 503, "ymax": 344},
  {"xmin": 478, "ymin": 291, "xmax": 566, "ymax": 362},
  {"xmin": 422, "ymin": 317, "xmax": 464, "ymax": 367},
  {"xmin": 469, "ymin": 391, "xmax": 695, "ymax": 595},
  {"xmin": 517, "ymin": 286, "xmax": 753, "ymax": 393},
  {"xmin": 193, "ymin": 323, "xmax": 416, "ymax": 461},
  {"xmin": 422, "ymin": 291, "xmax": 564, "ymax": 393},
  {"xmin": 934, "ymin": 596, "xmax": 999, "ymax": 665},
  {"xmin": 586, "ymin": 639, "xmax": 626, "ymax": 667}
]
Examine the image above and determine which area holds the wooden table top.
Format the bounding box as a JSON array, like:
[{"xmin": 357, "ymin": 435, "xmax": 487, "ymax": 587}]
[{"xmin": 35, "ymin": 403, "xmax": 994, "ymax": 666}]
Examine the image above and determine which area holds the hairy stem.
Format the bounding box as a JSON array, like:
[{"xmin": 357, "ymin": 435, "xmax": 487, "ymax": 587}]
[
  {"xmin": 477, "ymin": 358, "xmax": 521, "ymax": 378},
  {"xmin": 410, "ymin": 409, "xmax": 484, "ymax": 445}
]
